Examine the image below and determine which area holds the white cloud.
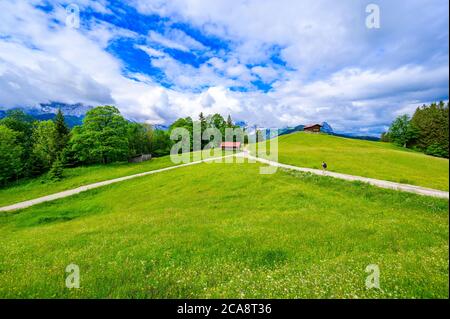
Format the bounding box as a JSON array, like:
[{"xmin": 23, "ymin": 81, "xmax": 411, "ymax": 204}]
[
  {"xmin": 135, "ymin": 45, "xmax": 165, "ymax": 57},
  {"xmin": 0, "ymin": 0, "xmax": 448, "ymax": 136},
  {"xmin": 136, "ymin": 45, "xmax": 255, "ymax": 90},
  {"xmin": 200, "ymin": 92, "xmax": 215, "ymax": 108},
  {"xmin": 148, "ymin": 30, "xmax": 190, "ymax": 52},
  {"xmin": 148, "ymin": 28, "xmax": 206, "ymax": 52},
  {"xmin": 251, "ymin": 66, "xmax": 279, "ymax": 83}
]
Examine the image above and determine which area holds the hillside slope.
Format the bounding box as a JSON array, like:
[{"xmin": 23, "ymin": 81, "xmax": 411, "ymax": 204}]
[
  {"xmin": 0, "ymin": 162, "xmax": 448, "ymax": 298},
  {"xmin": 255, "ymin": 132, "xmax": 449, "ymax": 191},
  {"xmin": 0, "ymin": 151, "xmax": 231, "ymax": 207}
]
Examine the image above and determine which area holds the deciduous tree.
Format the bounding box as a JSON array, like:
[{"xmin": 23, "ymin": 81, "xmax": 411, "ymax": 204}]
[
  {"xmin": 32, "ymin": 120, "xmax": 57, "ymax": 170},
  {"xmin": 69, "ymin": 106, "xmax": 129, "ymax": 164},
  {"xmin": 0, "ymin": 125, "xmax": 24, "ymax": 184},
  {"xmin": 388, "ymin": 114, "xmax": 418, "ymax": 148}
]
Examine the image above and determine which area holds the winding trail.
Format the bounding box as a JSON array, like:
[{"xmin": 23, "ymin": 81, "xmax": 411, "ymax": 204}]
[
  {"xmin": 0, "ymin": 154, "xmax": 235, "ymax": 212},
  {"xmin": 240, "ymin": 151, "xmax": 449, "ymax": 199},
  {"xmin": 0, "ymin": 151, "xmax": 448, "ymax": 212}
]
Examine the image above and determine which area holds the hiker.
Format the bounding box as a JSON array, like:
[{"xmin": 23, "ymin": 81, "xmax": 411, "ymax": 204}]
[{"xmin": 322, "ymin": 161, "xmax": 327, "ymax": 171}]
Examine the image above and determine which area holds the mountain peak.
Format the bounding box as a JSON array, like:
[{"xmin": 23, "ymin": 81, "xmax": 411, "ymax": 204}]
[
  {"xmin": 321, "ymin": 122, "xmax": 334, "ymax": 133},
  {"xmin": 38, "ymin": 102, "xmax": 93, "ymax": 116}
]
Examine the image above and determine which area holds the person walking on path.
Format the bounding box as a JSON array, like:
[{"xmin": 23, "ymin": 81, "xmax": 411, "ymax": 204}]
[{"xmin": 322, "ymin": 161, "xmax": 328, "ymax": 171}]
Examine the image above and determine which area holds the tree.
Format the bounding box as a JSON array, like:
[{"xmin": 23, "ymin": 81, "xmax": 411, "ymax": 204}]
[
  {"xmin": 63, "ymin": 125, "xmax": 82, "ymax": 167},
  {"xmin": 226, "ymin": 114, "xmax": 233, "ymax": 127},
  {"xmin": 54, "ymin": 109, "xmax": 70, "ymax": 157},
  {"xmin": 209, "ymin": 113, "xmax": 226, "ymax": 141},
  {"xmin": 199, "ymin": 112, "xmax": 206, "ymax": 128},
  {"xmin": 0, "ymin": 125, "xmax": 24, "ymax": 184},
  {"xmin": 169, "ymin": 117, "xmax": 194, "ymax": 151},
  {"xmin": 425, "ymin": 143, "xmax": 448, "ymax": 158},
  {"xmin": 128, "ymin": 122, "xmax": 153, "ymax": 157},
  {"xmin": 253, "ymin": 124, "xmax": 264, "ymax": 143},
  {"xmin": 388, "ymin": 114, "xmax": 418, "ymax": 148},
  {"xmin": 0, "ymin": 109, "xmax": 35, "ymax": 177},
  {"xmin": 48, "ymin": 158, "xmax": 64, "ymax": 181},
  {"xmin": 69, "ymin": 106, "xmax": 129, "ymax": 164},
  {"xmin": 255, "ymin": 129, "xmax": 264, "ymax": 143},
  {"xmin": 0, "ymin": 109, "xmax": 34, "ymax": 137},
  {"xmin": 210, "ymin": 113, "xmax": 226, "ymax": 129},
  {"xmin": 199, "ymin": 112, "xmax": 207, "ymax": 148},
  {"xmin": 151, "ymin": 129, "xmax": 172, "ymax": 156},
  {"xmin": 32, "ymin": 120, "xmax": 57, "ymax": 170},
  {"xmin": 170, "ymin": 117, "xmax": 193, "ymax": 132},
  {"xmin": 380, "ymin": 132, "xmax": 391, "ymax": 142},
  {"xmin": 411, "ymin": 101, "xmax": 449, "ymax": 158}
]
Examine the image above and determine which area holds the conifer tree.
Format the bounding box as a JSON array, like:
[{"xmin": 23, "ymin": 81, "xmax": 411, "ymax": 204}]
[
  {"xmin": 54, "ymin": 109, "xmax": 70, "ymax": 157},
  {"xmin": 227, "ymin": 114, "xmax": 233, "ymax": 127}
]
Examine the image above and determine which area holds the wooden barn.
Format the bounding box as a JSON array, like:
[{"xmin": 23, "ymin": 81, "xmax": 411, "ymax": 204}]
[
  {"xmin": 303, "ymin": 124, "xmax": 322, "ymax": 133},
  {"xmin": 219, "ymin": 142, "xmax": 242, "ymax": 151}
]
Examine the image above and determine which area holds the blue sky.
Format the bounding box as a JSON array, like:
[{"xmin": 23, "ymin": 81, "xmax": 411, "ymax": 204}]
[{"xmin": 0, "ymin": 0, "xmax": 448, "ymax": 135}]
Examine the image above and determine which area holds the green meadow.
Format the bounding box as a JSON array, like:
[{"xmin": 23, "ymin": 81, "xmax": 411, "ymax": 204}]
[
  {"xmin": 0, "ymin": 150, "xmax": 231, "ymax": 207},
  {"xmin": 0, "ymin": 156, "xmax": 177, "ymax": 207},
  {"xmin": 1, "ymin": 133, "xmax": 448, "ymax": 209},
  {"xmin": 0, "ymin": 161, "xmax": 448, "ymax": 298},
  {"xmin": 252, "ymin": 132, "xmax": 449, "ymax": 191}
]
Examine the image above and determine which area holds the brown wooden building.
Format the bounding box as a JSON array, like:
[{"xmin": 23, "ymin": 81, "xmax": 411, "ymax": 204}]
[
  {"xmin": 220, "ymin": 142, "xmax": 242, "ymax": 151},
  {"xmin": 303, "ymin": 124, "xmax": 322, "ymax": 133}
]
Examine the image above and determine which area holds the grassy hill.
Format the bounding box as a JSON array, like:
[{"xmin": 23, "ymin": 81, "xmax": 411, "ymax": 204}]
[
  {"xmin": 0, "ymin": 161, "xmax": 448, "ymax": 298},
  {"xmin": 1, "ymin": 132, "xmax": 447, "ymax": 209},
  {"xmin": 0, "ymin": 156, "xmax": 177, "ymax": 207},
  {"xmin": 0, "ymin": 151, "xmax": 230, "ymax": 207},
  {"xmin": 253, "ymin": 132, "xmax": 449, "ymax": 191}
]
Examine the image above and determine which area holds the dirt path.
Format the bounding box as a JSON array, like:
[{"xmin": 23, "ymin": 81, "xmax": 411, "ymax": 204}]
[
  {"xmin": 1, "ymin": 152, "xmax": 447, "ymax": 212},
  {"xmin": 0, "ymin": 154, "xmax": 235, "ymax": 212},
  {"xmin": 240, "ymin": 151, "xmax": 449, "ymax": 199}
]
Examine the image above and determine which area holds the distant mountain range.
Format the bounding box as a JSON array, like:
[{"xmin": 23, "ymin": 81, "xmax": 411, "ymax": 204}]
[
  {"xmin": 33, "ymin": 102, "xmax": 93, "ymax": 117},
  {"xmin": 0, "ymin": 102, "xmax": 174, "ymax": 130},
  {"xmin": 235, "ymin": 120, "xmax": 248, "ymax": 128},
  {"xmin": 0, "ymin": 102, "xmax": 91, "ymax": 127},
  {"xmin": 0, "ymin": 103, "xmax": 380, "ymax": 140},
  {"xmin": 276, "ymin": 122, "xmax": 333, "ymax": 136},
  {"xmin": 270, "ymin": 122, "xmax": 380, "ymax": 141}
]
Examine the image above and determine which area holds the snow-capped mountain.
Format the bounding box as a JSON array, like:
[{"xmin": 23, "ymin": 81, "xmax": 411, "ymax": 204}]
[
  {"xmin": 32, "ymin": 102, "xmax": 93, "ymax": 117},
  {"xmin": 0, "ymin": 102, "xmax": 93, "ymax": 127}
]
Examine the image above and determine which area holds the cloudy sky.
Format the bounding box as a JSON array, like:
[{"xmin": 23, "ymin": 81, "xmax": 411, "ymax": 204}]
[{"xmin": 0, "ymin": 0, "xmax": 448, "ymax": 135}]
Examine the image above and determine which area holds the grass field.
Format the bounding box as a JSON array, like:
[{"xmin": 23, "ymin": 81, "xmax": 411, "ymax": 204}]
[
  {"xmin": 0, "ymin": 150, "xmax": 231, "ymax": 207},
  {"xmin": 1, "ymin": 133, "xmax": 448, "ymax": 208},
  {"xmin": 0, "ymin": 156, "xmax": 177, "ymax": 207},
  {"xmin": 0, "ymin": 161, "xmax": 447, "ymax": 298},
  {"xmin": 252, "ymin": 132, "xmax": 449, "ymax": 191}
]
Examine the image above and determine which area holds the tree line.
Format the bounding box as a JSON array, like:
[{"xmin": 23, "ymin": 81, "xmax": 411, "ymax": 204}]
[
  {"xmin": 0, "ymin": 105, "xmax": 240, "ymax": 185},
  {"xmin": 381, "ymin": 101, "xmax": 449, "ymax": 158},
  {"xmin": 169, "ymin": 112, "xmax": 247, "ymax": 150},
  {"xmin": 0, "ymin": 106, "xmax": 172, "ymax": 185}
]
